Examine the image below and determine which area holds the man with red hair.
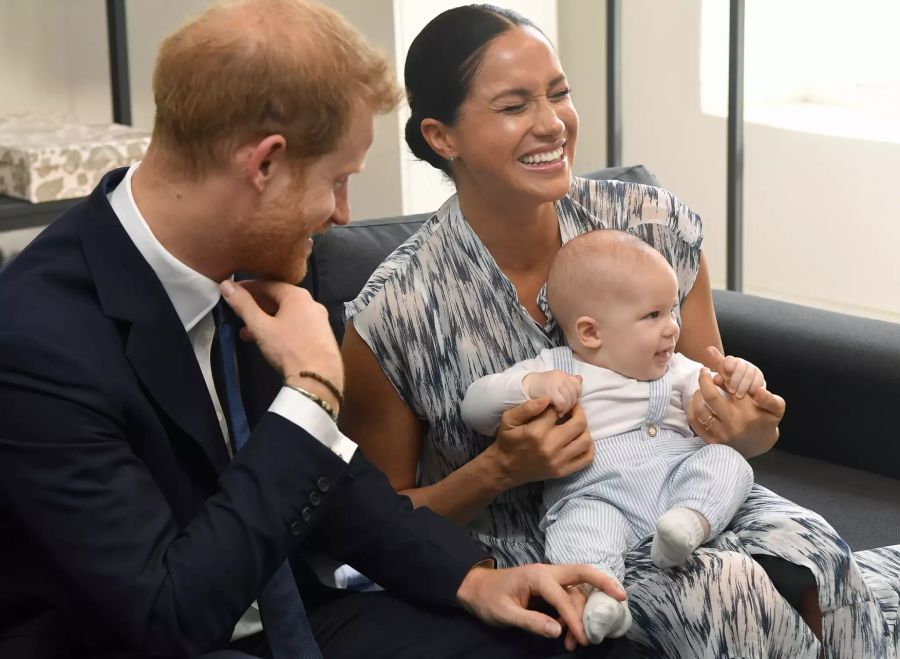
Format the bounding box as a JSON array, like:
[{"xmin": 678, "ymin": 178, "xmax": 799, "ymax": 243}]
[{"xmin": 0, "ymin": 2, "xmax": 631, "ymax": 658}]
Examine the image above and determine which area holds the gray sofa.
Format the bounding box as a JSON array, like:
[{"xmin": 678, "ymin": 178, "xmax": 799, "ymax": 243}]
[{"xmin": 304, "ymin": 164, "xmax": 900, "ymax": 554}]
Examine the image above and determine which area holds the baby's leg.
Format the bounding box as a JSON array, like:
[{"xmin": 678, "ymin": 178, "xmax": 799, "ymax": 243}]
[
  {"xmin": 653, "ymin": 444, "xmax": 753, "ymax": 568},
  {"xmin": 543, "ymin": 497, "xmax": 633, "ymax": 644}
]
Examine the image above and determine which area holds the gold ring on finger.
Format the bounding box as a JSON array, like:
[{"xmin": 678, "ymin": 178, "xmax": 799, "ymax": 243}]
[{"xmin": 703, "ymin": 401, "xmax": 719, "ymax": 418}]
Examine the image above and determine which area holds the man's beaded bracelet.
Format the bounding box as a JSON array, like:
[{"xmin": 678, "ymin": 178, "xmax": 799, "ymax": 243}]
[
  {"xmin": 284, "ymin": 384, "xmax": 338, "ymax": 421},
  {"xmin": 285, "ymin": 370, "xmax": 344, "ymax": 406}
]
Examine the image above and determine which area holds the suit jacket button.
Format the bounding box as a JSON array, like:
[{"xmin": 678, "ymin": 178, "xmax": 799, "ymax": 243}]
[
  {"xmin": 301, "ymin": 507, "xmax": 312, "ymax": 522},
  {"xmin": 290, "ymin": 520, "xmax": 303, "ymax": 536},
  {"xmin": 309, "ymin": 491, "xmax": 322, "ymax": 506},
  {"xmin": 316, "ymin": 477, "xmax": 330, "ymax": 493}
]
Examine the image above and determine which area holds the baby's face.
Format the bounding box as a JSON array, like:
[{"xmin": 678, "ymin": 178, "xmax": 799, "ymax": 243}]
[{"xmin": 585, "ymin": 261, "xmax": 680, "ymax": 381}]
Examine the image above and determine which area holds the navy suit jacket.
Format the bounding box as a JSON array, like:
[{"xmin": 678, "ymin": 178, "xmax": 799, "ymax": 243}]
[{"xmin": 0, "ymin": 169, "xmax": 488, "ymax": 657}]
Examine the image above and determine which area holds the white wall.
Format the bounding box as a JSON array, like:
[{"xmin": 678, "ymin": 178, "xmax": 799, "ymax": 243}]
[
  {"xmin": 618, "ymin": 0, "xmax": 900, "ymax": 322},
  {"xmin": 619, "ymin": 0, "xmax": 728, "ymax": 286},
  {"xmin": 0, "ymin": 0, "xmax": 110, "ymax": 123},
  {"xmin": 557, "ymin": 0, "xmax": 606, "ymax": 176},
  {"xmin": 312, "ymin": 0, "xmax": 404, "ymax": 220},
  {"xmin": 125, "ymin": 0, "xmax": 215, "ymax": 132}
]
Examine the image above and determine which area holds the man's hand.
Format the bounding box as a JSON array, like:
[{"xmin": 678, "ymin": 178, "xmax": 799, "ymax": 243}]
[
  {"xmin": 523, "ymin": 370, "xmax": 582, "ymax": 415},
  {"xmin": 220, "ymin": 280, "xmax": 344, "ymax": 408},
  {"xmin": 491, "ymin": 399, "xmax": 594, "ymax": 488},
  {"xmin": 560, "ymin": 581, "xmax": 589, "ymax": 651},
  {"xmin": 455, "ymin": 564, "xmax": 626, "ymax": 648}
]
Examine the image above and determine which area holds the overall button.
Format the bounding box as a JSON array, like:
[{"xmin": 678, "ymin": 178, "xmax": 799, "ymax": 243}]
[
  {"xmin": 309, "ymin": 491, "xmax": 322, "ymax": 506},
  {"xmin": 646, "ymin": 424, "xmax": 658, "ymax": 437},
  {"xmin": 301, "ymin": 507, "xmax": 312, "ymax": 522},
  {"xmin": 289, "ymin": 521, "xmax": 303, "ymax": 536},
  {"xmin": 316, "ymin": 477, "xmax": 330, "ymax": 493}
]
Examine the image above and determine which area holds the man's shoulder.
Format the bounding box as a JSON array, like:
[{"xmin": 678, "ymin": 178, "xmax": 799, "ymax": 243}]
[{"xmin": 0, "ymin": 214, "xmax": 119, "ymax": 365}]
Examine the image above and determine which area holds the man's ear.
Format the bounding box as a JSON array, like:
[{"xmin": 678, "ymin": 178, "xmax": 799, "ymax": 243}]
[
  {"xmin": 574, "ymin": 315, "xmax": 603, "ymax": 350},
  {"xmin": 243, "ymin": 134, "xmax": 288, "ymax": 192},
  {"xmin": 420, "ymin": 118, "xmax": 456, "ymax": 161}
]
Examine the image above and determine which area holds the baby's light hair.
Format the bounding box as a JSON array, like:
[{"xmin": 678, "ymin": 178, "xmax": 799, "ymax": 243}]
[{"xmin": 547, "ymin": 230, "xmax": 672, "ymax": 340}]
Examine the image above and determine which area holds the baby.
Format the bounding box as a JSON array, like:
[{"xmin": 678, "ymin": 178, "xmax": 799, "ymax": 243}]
[{"xmin": 461, "ymin": 229, "xmax": 764, "ymax": 644}]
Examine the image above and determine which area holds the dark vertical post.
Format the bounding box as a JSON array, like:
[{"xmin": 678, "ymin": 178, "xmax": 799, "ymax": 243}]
[
  {"xmin": 106, "ymin": 0, "xmax": 131, "ymax": 125},
  {"xmin": 727, "ymin": 0, "xmax": 744, "ymax": 291},
  {"xmin": 606, "ymin": 0, "xmax": 622, "ymax": 167}
]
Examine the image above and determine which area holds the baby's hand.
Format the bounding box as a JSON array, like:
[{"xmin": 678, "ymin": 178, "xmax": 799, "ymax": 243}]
[
  {"xmin": 712, "ymin": 355, "xmax": 765, "ymax": 399},
  {"xmin": 523, "ymin": 370, "xmax": 582, "ymax": 415}
]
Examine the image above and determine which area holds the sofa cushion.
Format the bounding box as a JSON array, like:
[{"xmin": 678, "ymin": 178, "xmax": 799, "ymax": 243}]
[{"xmin": 750, "ymin": 449, "xmax": 899, "ymax": 550}]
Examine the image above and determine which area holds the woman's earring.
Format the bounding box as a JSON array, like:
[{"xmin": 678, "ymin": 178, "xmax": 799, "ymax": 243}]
[{"xmin": 448, "ymin": 154, "xmax": 455, "ymax": 162}]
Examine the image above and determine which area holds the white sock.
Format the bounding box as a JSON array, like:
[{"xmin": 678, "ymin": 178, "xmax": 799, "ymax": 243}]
[
  {"xmin": 651, "ymin": 507, "xmax": 708, "ymax": 568},
  {"xmin": 583, "ymin": 588, "xmax": 632, "ymax": 644}
]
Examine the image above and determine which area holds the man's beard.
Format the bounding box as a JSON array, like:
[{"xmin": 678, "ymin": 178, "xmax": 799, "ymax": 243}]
[{"xmin": 238, "ymin": 191, "xmax": 312, "ymax": 283}]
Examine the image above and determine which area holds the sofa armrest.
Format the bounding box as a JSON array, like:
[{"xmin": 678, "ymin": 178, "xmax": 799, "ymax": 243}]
[{"xmin": 713, "ymin": 289, "xmax": 900, "ymax": 481}]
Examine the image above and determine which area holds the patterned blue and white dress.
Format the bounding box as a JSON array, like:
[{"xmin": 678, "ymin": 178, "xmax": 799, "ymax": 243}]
[{"xmin": 347, "ymin": 177, "xmax": 900, "ymax": 657}]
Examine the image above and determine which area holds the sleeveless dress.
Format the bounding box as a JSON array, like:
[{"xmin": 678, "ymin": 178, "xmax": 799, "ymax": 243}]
[{"xmin": 347, "ymin": 177, "xmax": 899, "ymax": 657}]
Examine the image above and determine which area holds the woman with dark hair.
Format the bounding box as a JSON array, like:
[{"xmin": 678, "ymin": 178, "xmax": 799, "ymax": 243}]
[{"xmin": 342, "ymin": 4, "xmax": 896, "ymax": 657}]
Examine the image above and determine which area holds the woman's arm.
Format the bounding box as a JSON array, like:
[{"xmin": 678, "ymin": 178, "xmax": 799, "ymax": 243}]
[
  {"xmin": 675, "ymin": 252, "xmax": 723, "ymax": 360},
  {"xmin": 340, "ymin": 322, "xmax": 593, "ymax": 525},
  {"xmin": 676, "ymin": 252, "xmax": 784, "ymax": 458}
]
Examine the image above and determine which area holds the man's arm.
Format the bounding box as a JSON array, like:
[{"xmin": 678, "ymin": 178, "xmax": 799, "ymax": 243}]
[
  {"xmin": 0, "ymin": 331, "xmax": 349, "ymax": 656},
  {"xmin": 306, "ymin": 446, "xmax": 627, "ymax": 648},
  {"xmin": 225, "ymin": 282, "xmax": 622, "ymax": 647}
]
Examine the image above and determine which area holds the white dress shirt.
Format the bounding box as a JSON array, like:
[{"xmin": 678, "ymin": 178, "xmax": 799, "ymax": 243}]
[{"xmin": 108, "ymin": 162, "xmax": 357, "ymax": 639}]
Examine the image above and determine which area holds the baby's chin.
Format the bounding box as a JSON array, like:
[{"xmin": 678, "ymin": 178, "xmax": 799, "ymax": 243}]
[{"xmin": 627, "ymin": 364, "xmax": 670, "ymax": 382}]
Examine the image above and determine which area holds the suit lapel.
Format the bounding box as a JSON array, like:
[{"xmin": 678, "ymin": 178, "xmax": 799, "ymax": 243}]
[{"xmin": 79, "ymin": 169, "xmax": 230, "ymax": 472}]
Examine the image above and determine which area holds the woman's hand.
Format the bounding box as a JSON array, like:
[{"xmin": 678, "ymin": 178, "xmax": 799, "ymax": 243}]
[
  {"xmin": 489, "ymin": 397, "xmax": 594, "ymax": 489},
  {"xmin": 688, "ymin": 347, "xmax": 786, "ymax": 458}
]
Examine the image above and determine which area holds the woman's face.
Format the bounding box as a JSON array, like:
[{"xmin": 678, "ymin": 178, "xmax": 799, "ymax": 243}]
[{"xmin": 449, "ymin": 26, "xmax": 578, "ymax": 206}]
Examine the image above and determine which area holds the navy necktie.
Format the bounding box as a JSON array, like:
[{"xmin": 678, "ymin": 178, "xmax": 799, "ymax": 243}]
[{"xmin": 213, "ymin": 300, "xmax": 323, "ymax": 659}]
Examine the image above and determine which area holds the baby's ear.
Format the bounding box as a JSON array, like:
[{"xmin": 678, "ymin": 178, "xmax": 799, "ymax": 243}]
[{"xmin": 574, "ymin": 315, "xmax": 603, "ymax": 350}]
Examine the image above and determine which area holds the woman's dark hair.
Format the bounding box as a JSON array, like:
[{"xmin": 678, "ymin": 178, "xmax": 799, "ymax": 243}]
[{"xmin": 404, "ymin": 4, "xmax": 541, "ymax": 175}]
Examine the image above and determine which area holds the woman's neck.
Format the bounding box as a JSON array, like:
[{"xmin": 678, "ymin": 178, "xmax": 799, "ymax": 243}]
[{"xmin": 458, "ymin": 189, "xmax": 560, "ymax": 274}]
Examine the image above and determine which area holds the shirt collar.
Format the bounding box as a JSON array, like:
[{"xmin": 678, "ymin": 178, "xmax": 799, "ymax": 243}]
[{"xmin": 108, "ymin": 163, "xmax": 221, "ymax": 332}]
